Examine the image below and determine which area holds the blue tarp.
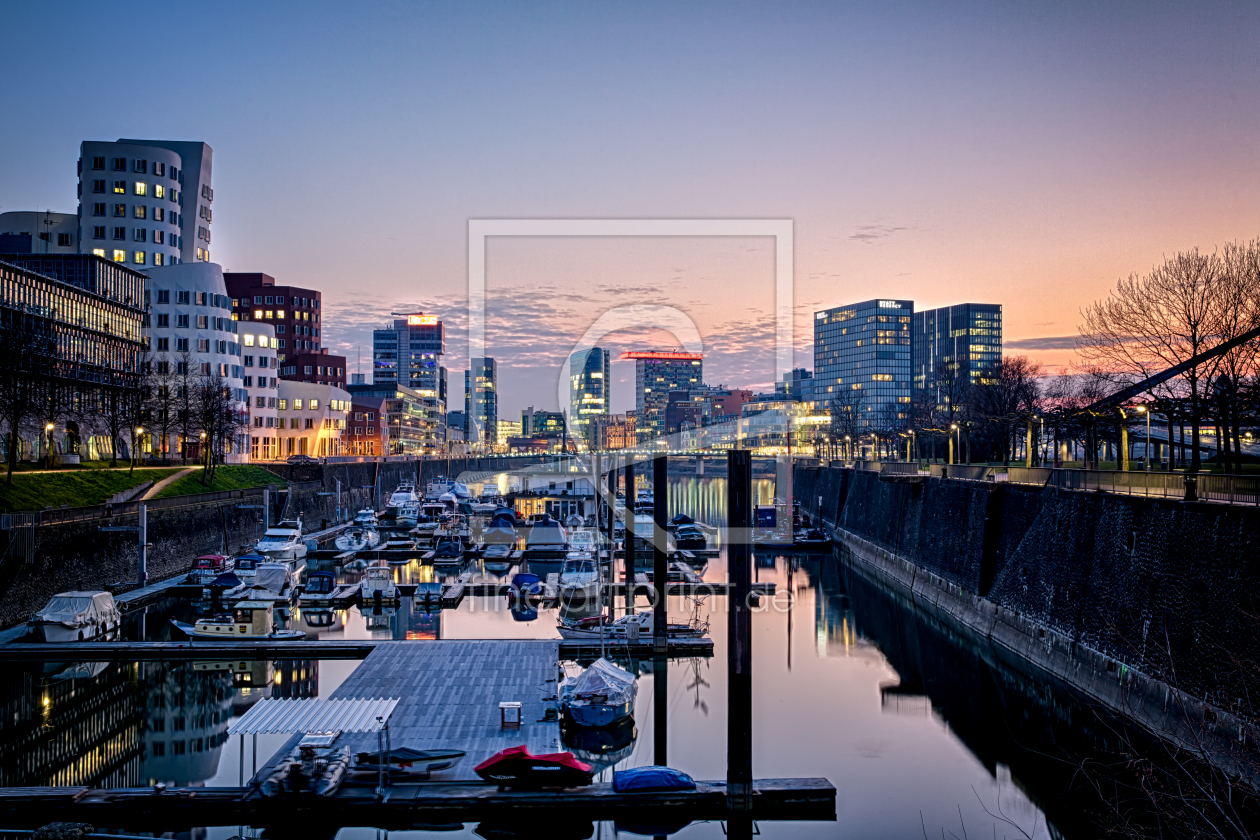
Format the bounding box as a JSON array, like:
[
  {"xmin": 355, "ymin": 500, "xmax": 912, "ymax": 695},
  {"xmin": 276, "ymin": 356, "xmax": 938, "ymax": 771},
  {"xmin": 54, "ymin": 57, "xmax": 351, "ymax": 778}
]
[{"xmin": 613, "ymin": 765, "xmax": 696, "ymax": 793}]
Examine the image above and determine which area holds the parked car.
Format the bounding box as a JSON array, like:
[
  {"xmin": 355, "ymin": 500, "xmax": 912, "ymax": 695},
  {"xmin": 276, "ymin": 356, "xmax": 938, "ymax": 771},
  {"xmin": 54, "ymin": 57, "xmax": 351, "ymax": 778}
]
[{"xmin": 287, "ymin": 454, "xmax": 318, "ymax": 465}]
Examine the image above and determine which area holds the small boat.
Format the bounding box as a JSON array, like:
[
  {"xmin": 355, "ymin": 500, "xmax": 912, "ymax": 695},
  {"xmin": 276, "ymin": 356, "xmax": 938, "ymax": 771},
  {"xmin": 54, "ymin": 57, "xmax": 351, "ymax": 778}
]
[
  {"xmin": 414, "ymin": 503, "xmax": 447, "ymax": 532},
  {"xmin": 298, "ymin": 571, "xmax": 338, "ymax": 605},
  {"xmin": 433, "ymin": 536, "xmax": 465, "ymax": 565},
  {"xmin": 304, "ymin": 609, "xmax": 343, "ymax": 630},
  {"xmin": 352, "ymin": 508, "xmax": 380, "ymax": 528},
  {"xmin": 335, "ymin": 525, "xmax": 380, "ymax": 552},
  {"xmin": 666, "ymin": 514, "xmax": 695, "ymax": 533},
  {"xmin": 524, "ymin": 515, "xmax": 567, "ymax": 558},
  {"xmin": 556, "ymin": 555, "xmax": 600, "ymax": 606},
  {"xmin": 188, "ymin": 554, "xmax": 230, "ymax": 585},
  {"xmin": 353, "ymin": 747, "xmax": 466, "ymax": 777},
  {"xmin": 557, "ymin": 610, "xmax": 706, "ymax": 642},
  {"xmin": 395, "ymin": 502, "xmax": 420, "ymax": 528},
  {"xmin": 256, "ymin": 519, "xmax": 307, "ymax": 562},
  {"xmin": 381, "ymin": 535, "xmax": 418, "ymax": 555},
  {"xmin": 251, "ymin": 562, "xmax": 299, "ymax": 602},
  {"xmin": 510, "ymin": 571, "xmax": 543, "ymax": 597},
  {"xmin": 435, "ymin": 513, "xmax": 472, "ymax": 547},
  {"xmin": 673, "ymin": 525, "xmax": 707, "ymax": 551},
  {"xmin": 361, "ymin": 564, "xmax": 398, "ymax": 603},
  {"xmin": 171, "ymin": 600, "xmax": 306, "ymax": 640},
  {"xmin": 564, "ymin": 513, "xmax": 584, "ymax": 529},
  {"xmin": 559, "ymin": 658, "xmax": 638, "ymax": 728},
  {"xmin": 261, "ymin": 738, "xmax": 352, "ymax": 797},
  {"xmin": 794, "ymin": 527, "xmax": 832, "ymax": 548},
  {"xmin": 567, "ymin": 529, "xmax": 599, "ymax": 556},
  {"xmin": 474, "ymin": 745, "xmax": 592, "ymax": 788},
  {"xmin": 232, "ymin": 552, "xmax": 265, "ymax": 584},
  {"xmin": 29, "ymin": 592, "xmax": 121, "ymax": 642}
]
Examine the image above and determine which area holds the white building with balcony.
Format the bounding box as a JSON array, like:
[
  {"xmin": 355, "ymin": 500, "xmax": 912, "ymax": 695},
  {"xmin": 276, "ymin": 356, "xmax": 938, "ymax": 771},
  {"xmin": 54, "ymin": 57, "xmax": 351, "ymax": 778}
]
[{"xmin": 276, "ymin": 381, "xmax": 353, "ymax": 459}]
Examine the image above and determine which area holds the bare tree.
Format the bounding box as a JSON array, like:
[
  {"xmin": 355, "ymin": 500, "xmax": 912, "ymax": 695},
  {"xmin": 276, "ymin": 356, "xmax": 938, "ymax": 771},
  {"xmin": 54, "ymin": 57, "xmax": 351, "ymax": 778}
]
[
  {"xmin": 174, "ymin": 349, "xmax": 198, "ymax": 465},
  {"xmin": 970, "ymin": 356, "xmax": 1043, "ymax": 466},
  {"xmin": 1213, "ymin": 239, "xmax": 1260, "ymax": 474},
  {"xmin": 146, "ymin": 353, "xmax": 178, "ymax": 463},
  {"xmin": 828, "ymin": 387, "xmax": 866, "ymax": 459},
  {"xmin": 1079, "ymin": 249, "xmax": 1227, "ymax": 472},
  {"xmin": 0, "ymin": 315, "xmax": 48, "ymax": 483}
]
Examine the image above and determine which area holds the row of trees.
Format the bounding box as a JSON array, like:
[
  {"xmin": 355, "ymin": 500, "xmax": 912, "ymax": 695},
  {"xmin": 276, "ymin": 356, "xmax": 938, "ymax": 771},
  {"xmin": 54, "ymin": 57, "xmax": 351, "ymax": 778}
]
[{"xmin": 814, "ymin": 239, "xmax": 1260, "ymax": 470}]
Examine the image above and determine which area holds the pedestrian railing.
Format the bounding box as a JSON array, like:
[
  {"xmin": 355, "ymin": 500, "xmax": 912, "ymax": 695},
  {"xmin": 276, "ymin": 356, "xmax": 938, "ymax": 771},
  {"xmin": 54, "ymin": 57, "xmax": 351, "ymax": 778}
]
[
  {"xmin": 997, "ymin": 467, "xmax": 1260, "ymax": 505},
  {"xmin": 30, "ymin": 485, "xmax": 273, "ymax": 524}
]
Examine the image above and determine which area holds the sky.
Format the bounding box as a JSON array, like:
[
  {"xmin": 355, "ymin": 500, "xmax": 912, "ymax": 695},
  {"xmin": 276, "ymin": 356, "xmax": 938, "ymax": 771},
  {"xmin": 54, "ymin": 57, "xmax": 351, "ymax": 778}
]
[{"xmin": 3, "ymin": 1, "xmax": 1259, "ymax": 416}]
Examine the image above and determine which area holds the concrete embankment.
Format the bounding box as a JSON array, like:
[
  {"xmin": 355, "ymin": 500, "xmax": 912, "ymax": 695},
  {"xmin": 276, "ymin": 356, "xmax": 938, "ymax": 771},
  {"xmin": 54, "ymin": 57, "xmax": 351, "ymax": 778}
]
[
  {"xmin": 796, "ymin": 466, "xmax": 1260, "ymax": 774},
  {"xmin": 0, "ymin": 456, "xmax": 548, "ymax": 629}
]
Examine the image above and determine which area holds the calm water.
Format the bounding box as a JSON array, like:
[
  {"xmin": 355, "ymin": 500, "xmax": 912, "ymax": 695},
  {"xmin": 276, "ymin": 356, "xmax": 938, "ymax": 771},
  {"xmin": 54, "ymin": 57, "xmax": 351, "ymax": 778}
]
[{"xmin": 0, "ymin": 476, "xmax": 1141, "ymax": 839}]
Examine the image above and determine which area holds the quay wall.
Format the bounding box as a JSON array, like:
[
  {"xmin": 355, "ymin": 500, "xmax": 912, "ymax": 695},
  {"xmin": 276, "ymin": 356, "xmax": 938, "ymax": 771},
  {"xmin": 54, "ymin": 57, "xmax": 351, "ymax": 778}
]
[{"xmin": 794, "ymin": 466, "xmax": 1260, "ymax": 725}]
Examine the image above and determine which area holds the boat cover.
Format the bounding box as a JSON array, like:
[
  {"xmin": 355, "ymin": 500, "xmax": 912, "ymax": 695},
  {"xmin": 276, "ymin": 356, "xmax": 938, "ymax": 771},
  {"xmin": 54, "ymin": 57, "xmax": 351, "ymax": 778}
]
[
  {"xmin": 210, "ymin": 572, "xmax": 243, "ymax": 588},
  {"xmin": 562, "ymin": 658, "xmax": 637, "ymax": 705},
  {"xmin": 612, "ymin": 765, "xmax": 696, "ymax": 793},
  {"xmin": 255, "ymin": 564, "xmax": 290, "ymax": 594},
  {"xmin": 33, "ymin": 592, "xmax": 116, "ymax": 628},
  {"xmin": 669, "ymin": 514, "xmax": 694, "ymax": 526}
]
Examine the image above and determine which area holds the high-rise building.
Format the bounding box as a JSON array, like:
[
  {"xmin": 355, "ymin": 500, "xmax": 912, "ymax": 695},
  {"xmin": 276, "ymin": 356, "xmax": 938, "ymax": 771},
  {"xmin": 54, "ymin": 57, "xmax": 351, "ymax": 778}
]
[
  {"xmin": 464, "ymin": 357, "xmax": 497, "ymax": 446},
  {"xmin": 521, "ymin": 407, "xmax": 566, "ymax": 439},
  {"xmin": 569, "ymin": 347, "xmax": 610, "ymax": 445},
  {"xmin": 0, "ymin": 212, "xmax": 78, "ymax": 254},
  {"xmin": 621, "ymin": 351, "xmax": 703, "ymax": 444},
  {"xmin": 912, "ymin": 304, "xmax": 1003, "ymax": 401},
  {"xmin": 372, "ymin": 314, "xmax": 445, "ymax": 398},
  {"xmin": 224, "ymin": 272, "xmax": 326, "ymax": 363},
  {"xmin": 813, "ymin": 299, "xmax": 912, "ymax": 431},
  {"xmin": 78, "ymin": 139, "xmax": 212, "ymax": 267},
  {"xmin": 776, "ymin": 368, "xmax": 814, "ymax": 401}
]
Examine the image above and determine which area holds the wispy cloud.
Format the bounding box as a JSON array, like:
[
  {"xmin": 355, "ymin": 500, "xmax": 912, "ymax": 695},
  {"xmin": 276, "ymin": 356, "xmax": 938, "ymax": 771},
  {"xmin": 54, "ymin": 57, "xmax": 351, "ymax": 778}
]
[
  {"xmin": 849, "ymin": 224, "xmax": 912, "ymax": 244},
  {"xmin": 1004, "ymin": 335, "xmax": 1079, "ymax": 351}
]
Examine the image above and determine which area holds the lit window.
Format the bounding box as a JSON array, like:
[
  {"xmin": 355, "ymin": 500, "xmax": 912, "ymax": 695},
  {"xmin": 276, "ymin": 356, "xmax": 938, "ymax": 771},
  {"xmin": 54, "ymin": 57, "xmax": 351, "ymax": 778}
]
[
  {"xmin": 244, "ymin": 334, "xmax": 255, "ymax": 347},
  {"xmin": 133, "ymin": 251, "xmax": 146, "ymax": 264},
  {"xmin": 134, "ymin": 182, "xmax": 147, "ymax": 196},
  {"xmin": 113, "ymin": 249, "xmax": 125, "ymax": 262},
  {"xmin": 113, "ymin": 181, "xmax": 126, "ymax": 194},
  {"xmin": 259, "ymin": 336, "xmax": 269, "ymax": 348},
  {"xmin": 278, "ymin": 400, "xmax": 287, "ymax": 410},
  {"xmin": 154, "ymin": 184, "xmax": 165, "ymax": 199},
  {"xmin": 265, "ymin": 311, "xmax": 274, "ymax": 319},
  {"xmin": 276, "ymin": 311, "xmax": 285, "ymax": 320},
  {"xmin": 254, "ymin": 309, "xmax": 264, "ymax": 319},
  {"xmin": 154, "ymin": 253, "xmax": 164, "ymax": 266},
  {"xmin": 310, "ymin": 400, "xmax": 319, "ymax": 410},
  {"xmin": 92, "ymin": 248, "xmax": 105, "ymax": 257},
  {"xmin": 294, "ymin": 399, "xmax": 303, "ymax": 410}
]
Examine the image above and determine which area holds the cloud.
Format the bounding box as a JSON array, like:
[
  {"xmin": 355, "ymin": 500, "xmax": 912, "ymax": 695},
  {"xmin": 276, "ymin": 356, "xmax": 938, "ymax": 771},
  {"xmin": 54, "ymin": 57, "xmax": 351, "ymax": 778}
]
[
  {"xmin": 849, "ymin": 224, "xmax": 912, "ymax": 243},
  {"xmin": 1004, "ymin": 335, "xmax": 1080, "ymax": 351}
]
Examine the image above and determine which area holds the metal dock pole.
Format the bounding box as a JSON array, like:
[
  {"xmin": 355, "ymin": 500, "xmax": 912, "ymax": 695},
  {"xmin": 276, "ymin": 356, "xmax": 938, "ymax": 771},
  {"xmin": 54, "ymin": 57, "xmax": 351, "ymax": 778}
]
[
  {"xmin": 727, "ymin": 449, "xmax": 753, "ymax": 811},
  {"xmin": 137, "ymin": 503, "xmax": 147, "ymax": 587},
  {"xmin": 624, "ymin": 459, "xmax": 635, "ymax": 616},
  {"xmin": 653, "ymin": 454, "xmax": 668, "ymax": 652}
]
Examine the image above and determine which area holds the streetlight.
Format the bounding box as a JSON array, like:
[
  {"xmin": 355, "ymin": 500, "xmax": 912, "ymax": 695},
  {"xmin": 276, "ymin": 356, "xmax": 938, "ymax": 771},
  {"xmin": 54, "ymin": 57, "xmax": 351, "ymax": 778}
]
[
  {"xmin": 1135, "ymin": 405, "xmax": 1150, "ymax": 470},
  {"xmin": 45, "ymin": 423, "xmax": 54, "ymax": 466},
  {"xmin": 844, "ymin": 434, "xmax": 851, "ymax": 461},
  {"xmin": 950, "ymin": 423, "xmax": 958, "ymax": 466}
]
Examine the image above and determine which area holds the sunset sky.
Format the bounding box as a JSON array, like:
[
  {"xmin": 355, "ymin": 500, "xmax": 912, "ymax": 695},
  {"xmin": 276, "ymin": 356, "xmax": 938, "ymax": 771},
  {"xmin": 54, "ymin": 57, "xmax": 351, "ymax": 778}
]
[{"xmin": 3, "ymin": 1, "xmax": 1259, "ymax": 415}]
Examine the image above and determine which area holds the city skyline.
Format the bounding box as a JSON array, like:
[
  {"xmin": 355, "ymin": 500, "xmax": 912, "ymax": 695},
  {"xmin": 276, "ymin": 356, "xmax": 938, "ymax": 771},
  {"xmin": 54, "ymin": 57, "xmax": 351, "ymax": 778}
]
[{"xmin": 2, "ymin": 3, "xmax": 1258, "ymax": 416}]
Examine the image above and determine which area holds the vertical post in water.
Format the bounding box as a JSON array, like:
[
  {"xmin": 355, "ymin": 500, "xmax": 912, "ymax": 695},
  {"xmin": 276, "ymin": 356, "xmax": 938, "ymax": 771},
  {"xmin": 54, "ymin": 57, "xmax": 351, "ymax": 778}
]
[
  {"xmin": 605, "ymin": 453, "xmax": 617, "ymax": 574},
  {"xmin": 653, "ymin": 454, "xmax": 668, "ymax": 653},
  {"xmin": 263, "ymin": 486, "xmax": 271, "ymax": 530},
  {"xmin": 624, "ymin": 459, "xmax": 635, "ymax": 616},
  {"xmin": 727, "ymin": 449, "xmax": 753, "ymax": 810},
  {"xmin": 137, "ymin": 502, "xmax": 147, "ymax": 588}
]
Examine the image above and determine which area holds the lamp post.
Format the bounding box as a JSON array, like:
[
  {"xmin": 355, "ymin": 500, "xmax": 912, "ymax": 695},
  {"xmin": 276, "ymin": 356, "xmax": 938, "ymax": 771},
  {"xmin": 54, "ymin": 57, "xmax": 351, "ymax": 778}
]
[
  {"xmin": 844, "ymin": 435, "xmax": 851, "ymax": 461},
  {"xmin": 949, "ymin": 424, "xmax": 958, "ymax": 466},
  {"xmin": 44, "ymin": 423, "xmax": 54, "ymax": 468},
  {"xmin": 1136, "ymin": 405, "xmax": 1149, "ymax": 470}
]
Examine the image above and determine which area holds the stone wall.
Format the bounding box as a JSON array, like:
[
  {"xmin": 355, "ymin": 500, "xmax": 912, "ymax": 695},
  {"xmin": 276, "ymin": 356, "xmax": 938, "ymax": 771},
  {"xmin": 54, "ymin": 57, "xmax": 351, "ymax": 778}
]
[{"xmin": 795, "ymin": 466, "xmax": 1260, "ymax": 722}]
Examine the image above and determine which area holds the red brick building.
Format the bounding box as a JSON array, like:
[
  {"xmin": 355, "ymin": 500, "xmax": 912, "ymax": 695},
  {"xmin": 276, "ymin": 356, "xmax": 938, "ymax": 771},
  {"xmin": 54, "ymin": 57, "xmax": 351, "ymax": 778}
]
[
  {"xmin": 280, "ymin": 350, "xmax": 347, "ymax": 388},
  {"xmin": 347, "ymin": 398, "xmax": 386, "ymax": 456},
  {"xmin": 224, "ymin": 272, "xmax": 325, "ymax": 366}
]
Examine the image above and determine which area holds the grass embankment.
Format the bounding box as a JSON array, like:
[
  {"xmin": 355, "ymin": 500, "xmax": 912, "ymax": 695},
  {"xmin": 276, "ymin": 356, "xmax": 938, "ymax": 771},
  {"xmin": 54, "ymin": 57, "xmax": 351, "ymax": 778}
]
[
  {"xmin": 0, "ymin": 468, "xmax": 182, "ymax": 512},
  {"xmin": 154, "ymin": 465, "xmax": 286, "ymax": 499}
]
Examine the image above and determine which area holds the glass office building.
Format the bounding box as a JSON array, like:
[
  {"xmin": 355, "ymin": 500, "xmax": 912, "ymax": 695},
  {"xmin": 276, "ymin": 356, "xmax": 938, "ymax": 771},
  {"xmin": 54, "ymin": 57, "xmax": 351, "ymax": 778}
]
[
  {"xmin": 569, "ymin": 347, "xmax": 610, "ymax": 446},
  {"xmin": 911, "ymin": 304, "xmax": 1002, "ymax": 402},
  {"xmin": 464, "ymin": 356, "xmax": 497, "ymax": 446},
  {"xmin": 813, "ymin": 299, "xmax": 912, "ymax": 430}
]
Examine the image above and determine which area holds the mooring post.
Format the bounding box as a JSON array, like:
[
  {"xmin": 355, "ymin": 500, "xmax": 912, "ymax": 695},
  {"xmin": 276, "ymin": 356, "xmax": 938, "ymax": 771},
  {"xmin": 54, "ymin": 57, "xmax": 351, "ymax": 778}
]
[
  {"xmin": 727, "ymin": 449, "xmax": 753, "ymax": 811},
  {"xmin": 653, "ymin": 454, "xmax": 668, "ymax": 653},
  {"xmin": 137, "ymin": 503, "xmax": 147, "ymax": 587},
  {"xmin": 624, "ymin": 459, "xmax": 635, "ymax": 616},
  {"xmin": 263, "ymin": 487, "xmax": 270, "ymax": 530},
  {"xmin": 654, "ymin": 651, "xmax": 668, "ymax": 768},
  {"xmin": 605, "ymin": 454, "xmax": 618, "ymax": 573}
]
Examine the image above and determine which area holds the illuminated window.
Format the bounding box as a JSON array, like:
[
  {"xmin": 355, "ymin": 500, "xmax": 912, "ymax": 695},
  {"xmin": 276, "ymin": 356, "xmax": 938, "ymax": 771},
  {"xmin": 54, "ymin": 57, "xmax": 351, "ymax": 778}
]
[
  {"xmin": 154, "ymin": 184, "xmax": 165, "ymax": 199},
  {"xmin": 259, "ymin": 336, "xmax": 269, "ymax": 348},
  {"xmin": 294, "ymin": 399, "xmax": 303, "ymax": 410},
  {"xmin": 113, "ymin": 204, "xmax": 126, "ymax": 217},
  {"xmin": 276, "ymin": 311, "xmax": 286, "ymax": 320},
  {"xmin": 134, "ymin": 182, "xmax": 147, "ymax": 196},
  {"xmin": 154, "ymin": 253, "xmax": 164, "ymax": 266},
  {"xmin": 265, "ymin": 311, "xmax": 274, "ymax": 319},
  {"xmin": 244, "ymin": 334, "xmax": 255, "ymax": 347},
  {"xmin": 112, "ymin": 249, "xmax": 125, "ymax": 262},
  {"xmin": 254, "ymin": 309, "xmax": 263, "ymax": 319},
  {"xmin": 92, "ymin": 248, "xmax": 105, "ymax": 257},
  {"xmin": 133, "ymin": 250, "xmax": 146, "ymax": 264},
  {"xmin": 113, "ymin": 181, "xmax": 126, "ymax": 194},
  {"xmin": 310, "ymin": 400, "xmax": 319, "ymax": 410}
]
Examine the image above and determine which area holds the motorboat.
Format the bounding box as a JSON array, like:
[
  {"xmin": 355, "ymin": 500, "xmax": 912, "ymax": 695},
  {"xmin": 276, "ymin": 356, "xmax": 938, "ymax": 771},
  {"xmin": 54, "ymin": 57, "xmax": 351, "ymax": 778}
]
[
  {"xmin": 255, "ymin": 519, "xmax": 307, "ymax": 562},
  {"xmin": 261, "ymin": 736, "xmax": 352, "ymax": 797},
  {"xmin": 435, "ymin": 514, "xmax": 472, "ymax": 547},
  {"xmin": 298, "ymin": 571, "xmax": 338, "ymax": 605},
  {"xmin": 561, "ymin": 715, "xmax": 637, "ymax": 772},
  {"xmin": 564, "ymin": 513, "xmax": 584, "ymax": 530},
  {"xmin": 559, "ymin": 658, "xmax": 638, "ymax": 728},
  {"xmin": 673, "ymin": 524, "xmax": 707, "ymax": 551},
  {"xmin": 510, "ymin": 571, "xmax": 543, "ymax": 598},
  {"xmin": 794, "ymin": 527, "xmax": 833, "ymax": 548},
  {"xmin": 353, "ymin": 747, "xmax": 466, "ymax": 778},
  {"xmin": 232, "ymin": 552, "xmax": 265, "ymax": 584},
  {"xmin": 556, "ymin": 555, "xmax": 600, "ymax": 607},
  {"xmin": 567, "ymin": 529, "xmax": 599, "ymax": 556},
  {"xmin": 250, "ymin": 562, "xmax": 299, "ymax": 602},
  {"xmin": 361, "ymin": 564, "xmax": 399, "ymax": 603},
  {"xmin": 385, "ymin": 482, "xmax": 420, "ymax": 520},
  {"xmin": 433, "ymin": 536, "xmax": 465, "ymax": 565},
  {"xmin": 336, "ymin": 525, "xmax": 380, "ymax": 552},
  {"xmin": 557, "ymin": 610, "xmax": 707, "ymax": 642},
  {"xmin": 523, "ymin": 514, "xmax": 567, "ymax": 559},
  {"xmin": 395, "ymin": 502, "xmax": 420, "ymax": 528},
  {"xmin": 666, "ymin": 514, "xmax": 695, "ymax": 533},
  {"xmin": 171, "ymin": 600, "xmax": 306, "ymax": 640},
  {"xmin": 188, "ymin": 554, "xmax": 231, "ymax": 585},
  {"xmin": 414, "ymin": 503, "xmax": 447, "ymax": 532},
  {"xmin": 381, "ymin": 535, "xmax": 419, "ymax": 555},
  {"xmin": 474, "ymin": 745, "xmax": 592, "ymax": 788},
  {"xmin": 360, "ymin": 603, "xmax": 396, "ymax": 629},
  {"xmin": 353, "ymin": 508, "xmax": 380, "ymax": 528},
  {"xmin": 29, "ymin": 592, "xmax": 121, "ymax": 642}
]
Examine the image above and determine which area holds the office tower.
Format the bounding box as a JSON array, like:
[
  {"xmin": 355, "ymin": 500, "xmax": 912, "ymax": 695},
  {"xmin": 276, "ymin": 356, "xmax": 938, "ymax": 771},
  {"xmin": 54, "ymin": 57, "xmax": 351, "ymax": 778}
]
[
  {"xmin": 569, "ymin": 347, "xmax": 610, "ymax": 445},
  {"xmin": 372, "ymin": 314, "xmax": 445, "ymax": 393},
  {"xmin": 224, "ymin": 272, "xmax": 326, "ymax": 363},
  {"xmin": 621, "ymin": 351, "xmax": 703, "ymax": 444},
  {"xmin": 775, "ymin": 368, "xmax": 814, "ymax": 401},
  {"xmin": 464, "ymin": 357, "xmax": 497, "ymax": 446},
  {"xmin": 78, "ymin": 139, "xmax": 212, "ymax": 267},
  {"xmin": 813, "ymin": 299, "xmax": 912, "ymax": 431},
  {"xmin": 912, "ymin": 304, "xmax": 1003, "ymax": 401},
  {"xmin": 0, "ymin": 212, "xmax": 79, "ymax": 254}
]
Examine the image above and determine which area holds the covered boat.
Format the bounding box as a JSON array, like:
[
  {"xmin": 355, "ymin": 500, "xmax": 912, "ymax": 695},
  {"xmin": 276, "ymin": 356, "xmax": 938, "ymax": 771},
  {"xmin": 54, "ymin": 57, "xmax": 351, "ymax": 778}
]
[
  {"xmin": 474, "ymin": 745, "xmax": 592, "ymax": 788},
  {"xmin": 232, "ymin": 552, "xmax": 265, "ymax": 583},
  {"xmin": 613, "ymin": 765, "xmax": 696, "ymax": 793},
  {"xmin": 30, "ymin": 591, "xmax": 121, "ymax": 642},
  {"xmin": 261, "ymin": 738, "xmax": 352, "ymax": 797},
  {"xmin": 335, "ymin": 525, "xmax": 380, "ymax": 552},
  {"xmin": 559, "ymin": 658, "xmax": 638, "ymax": 728},
  {"xmin": 557, "ymin": 610, "xmax": 706, "ymax": 642},
  {"xmin": 673, "ymin": 524, "xmax": 707, "ymax": 550},
  {"xmin": 188, "ymin": 554, "xmax": 230, "ymax": 585},
  {"xmin": 524, "ymin": 515, "xmax": 567, "ymax": 558}
]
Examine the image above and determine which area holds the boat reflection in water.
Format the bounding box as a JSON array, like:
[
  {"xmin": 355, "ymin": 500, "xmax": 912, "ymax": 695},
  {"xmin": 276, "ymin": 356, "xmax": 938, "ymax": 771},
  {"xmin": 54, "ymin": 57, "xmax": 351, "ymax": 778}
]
[{"xmin": 561, "ymin": 714, "xmax": 637, "ymax": 774}]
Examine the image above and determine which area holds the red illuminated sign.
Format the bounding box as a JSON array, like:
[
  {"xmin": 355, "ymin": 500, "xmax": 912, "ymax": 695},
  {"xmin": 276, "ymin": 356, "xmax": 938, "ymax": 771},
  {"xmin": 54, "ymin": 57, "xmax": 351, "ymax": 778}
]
[{"xmin": 619, "ymin": 351, "xmax": 703, "ymax": 361}]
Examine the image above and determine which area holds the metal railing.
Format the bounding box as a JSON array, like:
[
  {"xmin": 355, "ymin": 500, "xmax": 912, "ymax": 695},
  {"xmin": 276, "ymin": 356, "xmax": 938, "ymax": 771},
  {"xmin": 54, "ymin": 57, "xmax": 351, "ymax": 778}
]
[
  {"xmin": 999, "ymin": 467, "xmax": 1260, "ymax": 505},
  {"xmin": 31, "ymin": 484, "xmax": 273, "ymax": 524}
]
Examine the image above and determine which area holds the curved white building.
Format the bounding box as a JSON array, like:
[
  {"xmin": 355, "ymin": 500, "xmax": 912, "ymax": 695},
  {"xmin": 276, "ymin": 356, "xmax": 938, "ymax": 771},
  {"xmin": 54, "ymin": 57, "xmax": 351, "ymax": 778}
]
[{"xmin": 142, "ymin": 262, "xmax": 248, "ymax": 462}]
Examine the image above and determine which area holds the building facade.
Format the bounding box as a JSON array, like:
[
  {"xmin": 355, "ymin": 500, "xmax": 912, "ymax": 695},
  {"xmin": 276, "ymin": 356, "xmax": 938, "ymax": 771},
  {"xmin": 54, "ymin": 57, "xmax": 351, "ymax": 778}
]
[
  {"xmin": 622, "ymin": 351, "xmax": 703, "ymax": 445},
  {"xmin": 347, "ymin": 398, "xmax": 387, "ymax": 456},
  {"xmin": 590, "ymin": 413, "xmax": 637, "ymax": 450},
  {"xmin": 911, "ymin": 303, "xmax": 1003, "ymax": 400},
  {"xmin": 0, "ymin": 255, "xmax": 147, "ymax": 462},
  {"xmin": 814, "ymin": 299, "xmax": 913, "ymax": 432},
  {"xmin": 346, "ymin": 382, "xmax": 443, "ymax": 455},
  {"xmin": 224, "ymin": 273, "xmax": 325, "ymax": 364},
  {"xmin": 275, "ymin": 381, "xmax": 353, "ymax": 458},
  {"xmin": 464, "ymin": 357, "xmax": 497, "ymax": 447},
  {"xmin": 237, "ymin": 321, "xmax": 279, "ymax": 461},
  {"xmin": 372, "ymin": 315, "xmax": 445, "ymax": 407},
  {"xmin": 0, "ymin": 212, "xmax": 78, "ymax": 254},
  {"xmin": 279, "ymin": 351, "xmax": 347, "ymax": 389},
  {"xmin": 495, "ymin": 418, "xmax": 521, "ymax": 448},
  {"xmin": 569, "ymin": 347, "xmax": 610, "ymax": 445}
]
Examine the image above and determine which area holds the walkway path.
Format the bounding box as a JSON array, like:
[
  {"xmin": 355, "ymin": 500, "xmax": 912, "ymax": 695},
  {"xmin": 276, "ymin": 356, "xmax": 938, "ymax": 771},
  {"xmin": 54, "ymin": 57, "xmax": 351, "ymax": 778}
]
[{"xmin": 140, "ymin": 466, "xmax": 199, "ymax": 500}]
